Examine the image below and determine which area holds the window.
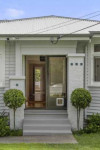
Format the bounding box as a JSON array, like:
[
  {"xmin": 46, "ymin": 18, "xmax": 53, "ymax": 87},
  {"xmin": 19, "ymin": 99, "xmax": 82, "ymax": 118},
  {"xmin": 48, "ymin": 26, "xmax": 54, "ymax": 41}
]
[
  {"xmin": 94, "ymin": 44, "xmax": 100, "ymax": 82},
  {"xmin": 94, "ymin": 57, "xmax": 100, "ymax": 81},
  {"xmin": 49, "ymin": 57, "xmax": 66, "ymax": 97},
  {"xmin": 94, "ymin": 44, "xmax": 100, "ymax": 52}
]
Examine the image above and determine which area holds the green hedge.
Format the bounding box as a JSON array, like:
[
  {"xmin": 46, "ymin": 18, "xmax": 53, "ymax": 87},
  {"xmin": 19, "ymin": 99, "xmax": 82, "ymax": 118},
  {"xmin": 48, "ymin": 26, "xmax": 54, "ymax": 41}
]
[
  {"xmin": 84, "ymin": 113, "xmax": 100, "ymax": 133},
  {"xmin": 0, "ymin": 117, "xmax": 10, "ymax": 137},
  {"xmin": 73, "ymin": 113, "xmax": 100, "ymax": 134}
]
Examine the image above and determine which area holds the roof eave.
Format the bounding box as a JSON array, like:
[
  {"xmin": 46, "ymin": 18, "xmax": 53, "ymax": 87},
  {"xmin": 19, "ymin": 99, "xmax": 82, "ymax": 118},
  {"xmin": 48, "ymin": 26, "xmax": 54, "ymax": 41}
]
[{"xmin": 0, "ymin": 33, "xmax": 90, "ymax": 37}]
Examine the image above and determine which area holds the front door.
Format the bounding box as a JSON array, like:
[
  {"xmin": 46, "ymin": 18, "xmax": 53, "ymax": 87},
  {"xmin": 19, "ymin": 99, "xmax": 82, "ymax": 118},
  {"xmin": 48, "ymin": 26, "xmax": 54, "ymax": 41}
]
[
  {"xmin": 26, "ymin": 56, "xmax": 67, "ymax": 110},
  {"xmin": 47, "ymin": 57, "xmax": 67, "ymax": 109},
  {"xmin": 28, "ymin": 64, "xmax": 46, "ymax": 108}
]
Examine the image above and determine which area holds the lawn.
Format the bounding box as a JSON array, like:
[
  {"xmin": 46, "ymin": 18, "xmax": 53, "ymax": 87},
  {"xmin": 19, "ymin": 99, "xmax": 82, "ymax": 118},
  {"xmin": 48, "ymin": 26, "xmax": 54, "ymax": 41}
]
[{"xmin": 0, "ymin": 133, "xmax": 100, "ymax": 150}]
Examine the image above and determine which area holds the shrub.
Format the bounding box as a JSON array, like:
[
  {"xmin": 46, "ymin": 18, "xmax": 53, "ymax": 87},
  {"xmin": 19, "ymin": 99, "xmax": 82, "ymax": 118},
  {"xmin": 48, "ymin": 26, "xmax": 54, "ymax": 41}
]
[
  {"xmin": 84, "ymin": 113, "xmax": 100, "ymax": 133},
  {"xmin": 9, "ymin": 129, "xmax": 23, "ymax": 136},
  {"xmin": 4, "ymin": 89, "xmax": 26, "ymax": 130},
  {"xmin": 0, "ymin": 117, "xmax": 10, "ymax": 137},
  {"xmin": 71, "ymin": 88, "xmax": 92, "ymax": 130}
]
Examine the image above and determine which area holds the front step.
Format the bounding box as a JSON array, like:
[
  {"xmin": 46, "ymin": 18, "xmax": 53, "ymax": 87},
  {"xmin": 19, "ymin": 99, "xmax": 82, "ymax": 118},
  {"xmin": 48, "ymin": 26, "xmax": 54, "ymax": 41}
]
[
  {"xmin": 23, "ymin": 110, "xmax": 72, "ymax": 135},
  {"xmin": 24, "ymin": 110, "xmax": 68, "ymax": 115}
]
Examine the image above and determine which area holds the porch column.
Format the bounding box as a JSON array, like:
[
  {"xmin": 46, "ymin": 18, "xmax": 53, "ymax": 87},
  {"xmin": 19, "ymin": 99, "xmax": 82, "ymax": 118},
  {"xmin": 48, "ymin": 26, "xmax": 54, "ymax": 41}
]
[
  {"xmin": 9, "ymin": 76, "xmax": 25, "ymax": 129},
  {"xmin": 67, "ymin": 54, "xmax": 85, "ymax": 130}
]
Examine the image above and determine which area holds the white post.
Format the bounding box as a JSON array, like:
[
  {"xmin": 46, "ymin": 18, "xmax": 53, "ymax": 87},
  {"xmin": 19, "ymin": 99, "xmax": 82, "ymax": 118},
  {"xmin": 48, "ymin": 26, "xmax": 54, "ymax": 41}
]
[{"xmin": 67, "ymin": 54, "xmax": 85, "ymax": 130}]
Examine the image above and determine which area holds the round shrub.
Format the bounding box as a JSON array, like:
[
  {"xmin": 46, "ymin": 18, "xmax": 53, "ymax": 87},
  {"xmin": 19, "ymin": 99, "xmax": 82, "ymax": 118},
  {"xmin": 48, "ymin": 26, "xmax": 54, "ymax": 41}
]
[
  {"xmin": 71, "ymin": 88, "xmax": 92, "ymax": 109},
  {"xmin": 4, "ymin": 89, "xmax": 26, "ymax": 130},
  {"xmin": 4, "ymin": 89, "xmax": 25, "ymax": 109},
  {"xmin": 71, "ymin": 88, "xmax": 92, "ymax": 130}
]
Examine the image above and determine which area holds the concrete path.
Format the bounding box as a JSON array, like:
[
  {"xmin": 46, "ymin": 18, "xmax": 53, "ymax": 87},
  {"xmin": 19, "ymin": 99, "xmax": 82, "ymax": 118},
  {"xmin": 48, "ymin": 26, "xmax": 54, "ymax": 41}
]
[{"xmin": 0, "ymin": 134, "xmax": 77, "ymax": 144}]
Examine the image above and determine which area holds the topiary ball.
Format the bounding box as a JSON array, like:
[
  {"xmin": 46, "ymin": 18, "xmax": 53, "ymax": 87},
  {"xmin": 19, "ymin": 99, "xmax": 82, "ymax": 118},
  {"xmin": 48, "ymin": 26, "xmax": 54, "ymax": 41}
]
[
  {"xmin": 4, "ymin": 89, "xmax": 26, "ymax": 109},
  {"xmin": 71, "ymin": 88, "xmax": 92, "ymax": 109}
]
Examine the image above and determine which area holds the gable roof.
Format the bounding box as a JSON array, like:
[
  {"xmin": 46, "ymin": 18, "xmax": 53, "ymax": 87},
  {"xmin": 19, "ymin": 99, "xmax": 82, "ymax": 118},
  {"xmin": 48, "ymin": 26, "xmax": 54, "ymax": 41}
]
[{"xmin": 0, "ymin": 15, "xmax": 100, "ymax": 36}]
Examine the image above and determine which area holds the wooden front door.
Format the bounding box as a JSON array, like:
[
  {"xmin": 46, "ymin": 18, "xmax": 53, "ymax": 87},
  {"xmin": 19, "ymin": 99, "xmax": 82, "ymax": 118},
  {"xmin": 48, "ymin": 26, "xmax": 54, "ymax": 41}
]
[{"xmin": 28, "ymin": 64, "xmax": 46, "ymax": 108}]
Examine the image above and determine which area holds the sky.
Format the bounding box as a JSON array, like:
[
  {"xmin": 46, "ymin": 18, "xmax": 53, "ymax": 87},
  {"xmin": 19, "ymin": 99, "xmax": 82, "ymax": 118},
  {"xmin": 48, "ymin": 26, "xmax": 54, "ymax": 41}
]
[{"xmin": 0, "ymin": 0, "xmax": 100, "ymax": 20}]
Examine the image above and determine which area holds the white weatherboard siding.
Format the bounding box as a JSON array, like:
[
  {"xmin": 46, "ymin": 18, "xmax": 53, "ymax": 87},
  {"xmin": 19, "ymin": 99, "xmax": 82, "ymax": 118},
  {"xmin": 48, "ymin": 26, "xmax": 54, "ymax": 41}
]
[
  {"xmin": 0, "ymin": 41, "xmax": 15, "ymax": 113},
  {"xmin": 5, "ymin": 41, "xmax": 16, "ymax": 89},
  {"xmin": 0, "ymin": 41, "xmax": 5, "ymax": 87},
  {"xmin": 0, "ymin": 88, "xmax": 7, "ymax": 113},
  {"xmin": 0, "ymin": 41, "xmax": 6, "ymax": 113},
  {"xmin": 85, "ymin": 39, "xmax": 100, "ymax": 116},
  {"xmin": 87, "ymin": 86, "xmax": 100, "ymax": 115}
]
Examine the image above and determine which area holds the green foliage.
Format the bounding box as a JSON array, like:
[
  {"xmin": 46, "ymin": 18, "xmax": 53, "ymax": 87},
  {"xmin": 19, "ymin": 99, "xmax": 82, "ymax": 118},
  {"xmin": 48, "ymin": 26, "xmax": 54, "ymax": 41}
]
[
  {"xmin": 84, "ymin": 113, "xmax": 100, "ymax": 133},
  {"xmin": 4, "ymin": 89, "xmax": 26, "ymax": 110},
  {"xmin": 0, "ymin": 117, "xmax": 10, "ymax": 137},
  {"xmin": 35, "ymin": 69, "xmax": 40, "ymax": 82},
  {"xmin": 73, "ymin": 114, "xmax": 100, "ymax": 134},
  {"xmin": 3, "ymin": 89, "xmax": 26, "ymax": 130},
  {"xmin": 71, "ymin": 88, "xmax": 92, "ymax": 109},
  {"xmin": 8, "ymin": 129, "xmax": 23, "ymax": 136},
  {"xmin": 71, "ymin": 88, "xmax": 92, "ymax": 131},
  {"xmin": 73, "ymin": 129, "xmax": 85, "ymax": 135}
]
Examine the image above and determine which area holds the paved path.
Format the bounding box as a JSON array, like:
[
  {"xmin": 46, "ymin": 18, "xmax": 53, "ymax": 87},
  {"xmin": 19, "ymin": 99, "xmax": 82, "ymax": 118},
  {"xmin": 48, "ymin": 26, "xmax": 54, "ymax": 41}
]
[{"xmin": 0, "ymin": 134, "xmax": 77, "ymax": 144}]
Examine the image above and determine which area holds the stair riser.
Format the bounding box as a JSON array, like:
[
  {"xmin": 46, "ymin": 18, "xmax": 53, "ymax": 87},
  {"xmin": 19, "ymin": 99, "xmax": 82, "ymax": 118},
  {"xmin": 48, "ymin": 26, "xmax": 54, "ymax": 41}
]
[
  {"xmin": 23, "ymin": 131, "xmax": 72, "ymax": 136},
  {"xmin": 25, "ymin": 110, "xmax": 67, "ymax": 114},
  {"xmin": 24, "ymin": 115, "xmax": 68, "ymax": 119},
  {"xmin": 25, "ymin": 113, "xmax": 68, "ymax": 116},
  {"xmin": 23, "ymin": 126, "xmax": 71, "ymax": 130},
  {"xmin": 24, "ymin": 120, "xmax": 70, "ymax": 125}
]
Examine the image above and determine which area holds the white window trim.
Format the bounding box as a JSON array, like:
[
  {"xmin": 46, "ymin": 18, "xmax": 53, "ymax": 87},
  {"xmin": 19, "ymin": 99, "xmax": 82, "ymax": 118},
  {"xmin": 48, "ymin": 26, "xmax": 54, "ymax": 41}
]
[{"xmin": 90, "ymin": 41, "xmax": 100, "ymax": 86}]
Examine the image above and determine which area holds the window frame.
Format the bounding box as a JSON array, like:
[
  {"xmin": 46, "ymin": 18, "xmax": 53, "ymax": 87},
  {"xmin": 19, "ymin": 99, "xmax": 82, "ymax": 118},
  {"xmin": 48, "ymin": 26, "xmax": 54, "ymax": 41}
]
[
  {"xmin": 94, "ymin": 56, "xmax": 100, "ymax": 82},
  {"xmin": 90, "ymin": 41, "xmax": 100, "ymax": 86}
]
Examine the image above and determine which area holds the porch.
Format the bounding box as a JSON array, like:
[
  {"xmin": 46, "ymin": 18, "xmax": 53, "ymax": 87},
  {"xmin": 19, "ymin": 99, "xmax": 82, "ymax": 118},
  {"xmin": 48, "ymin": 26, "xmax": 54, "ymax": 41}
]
[{"xmin": 9, "ymin": 40, "xmax": 85, "ymax": 132}]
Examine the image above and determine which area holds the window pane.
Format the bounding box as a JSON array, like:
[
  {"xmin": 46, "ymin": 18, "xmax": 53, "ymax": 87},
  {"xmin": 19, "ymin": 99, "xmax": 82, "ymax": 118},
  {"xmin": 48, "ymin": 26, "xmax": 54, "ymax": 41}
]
[
  {"xmin": 35, "ymin": 68, "xmax": 41, "ymax": 91},
  {"xmin": 94, "ymin": 58, "xmax": 100, "ymax": 81},
  {"xmin": 49, "ymin": 57, "xmax": 66, "ymax": 97},
  {"xmin": 94, "ymin": 45, "xmax": 100, "ymax": 52}
]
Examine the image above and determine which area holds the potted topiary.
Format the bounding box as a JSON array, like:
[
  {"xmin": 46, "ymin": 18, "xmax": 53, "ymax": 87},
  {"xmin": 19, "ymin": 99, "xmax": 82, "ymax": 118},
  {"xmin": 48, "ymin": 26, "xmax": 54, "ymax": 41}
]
[
  {"xmin": 3, "ymin": 89, "xmax": 26, "ymax": 130},
  {"xmin": 71, "ymin": 88, "xmax": 92, "ymax": 131}
]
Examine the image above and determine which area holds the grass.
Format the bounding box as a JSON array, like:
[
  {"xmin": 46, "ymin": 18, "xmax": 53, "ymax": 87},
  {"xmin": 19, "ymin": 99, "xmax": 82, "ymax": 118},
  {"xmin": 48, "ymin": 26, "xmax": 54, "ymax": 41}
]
[{"xmin": 0, "ymin": 133, "xmax": 100, "ymax": 150}]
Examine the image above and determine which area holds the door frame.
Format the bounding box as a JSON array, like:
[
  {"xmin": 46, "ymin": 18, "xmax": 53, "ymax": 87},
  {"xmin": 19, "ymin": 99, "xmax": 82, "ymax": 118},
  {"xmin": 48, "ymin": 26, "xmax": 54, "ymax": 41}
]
[
  {"xmin": 25, "ymin": 55, "xmax": 67, "ymax": 110},
  {"xmin": 25, "ymin": 56, "xmax": 46, "ymax": 109}
]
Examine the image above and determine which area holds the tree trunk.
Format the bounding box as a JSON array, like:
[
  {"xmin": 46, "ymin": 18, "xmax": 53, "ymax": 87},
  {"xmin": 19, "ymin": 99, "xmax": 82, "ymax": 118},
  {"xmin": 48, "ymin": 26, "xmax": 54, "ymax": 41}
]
[
  {"xmin": 14, "ymin": 109, "xmax": 16, "ymax": 130},
  {"xmin": 77, "ymin": 107, "xmax": 80, "ymax": 131}
]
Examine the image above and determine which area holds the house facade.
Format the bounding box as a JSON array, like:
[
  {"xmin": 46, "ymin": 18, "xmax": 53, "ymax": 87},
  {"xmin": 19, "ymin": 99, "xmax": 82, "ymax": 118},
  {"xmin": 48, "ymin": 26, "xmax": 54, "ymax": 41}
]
[{"xmin": 0, "ymin": 16, "xmax": 100, "ymax": 135}]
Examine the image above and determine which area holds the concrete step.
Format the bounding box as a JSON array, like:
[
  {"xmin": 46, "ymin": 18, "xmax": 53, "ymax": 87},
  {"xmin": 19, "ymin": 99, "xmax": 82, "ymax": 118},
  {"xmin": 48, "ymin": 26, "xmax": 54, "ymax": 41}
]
[
  {"xmin": 23, "ymin": 130, "xmax": 72, "ymax": 136},
  {"xmin": 24, "ymin": 110, "xmax": 67, "ymax": 115},
  {"xmin": 23, "ymin": 110, "xmax": 72, "ymax": 135},
  {"xmin": 23, "ymin": 119, "xmax": 70, "ymax": 125},
  {"xmin": 24, "ymin": 114, "xmax": 68, "ymax": 120},
  {"xmin": 23, "ymin": 124, "xmax": 71, "ymax": 130}
]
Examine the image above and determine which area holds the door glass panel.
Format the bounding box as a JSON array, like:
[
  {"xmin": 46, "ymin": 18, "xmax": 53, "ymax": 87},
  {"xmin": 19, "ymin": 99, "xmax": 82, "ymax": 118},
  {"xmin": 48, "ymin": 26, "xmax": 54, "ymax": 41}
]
[
  {"xmin": 35, "ymin": 68, "xmax": 41, "ymax": 91},
  {"xmin": 34, "ymin": 67, "xmax": 41, "ymax": 101},
  {"xmin": 49, "ymin": 57, "xmax": 66, "ymax": 98}
]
